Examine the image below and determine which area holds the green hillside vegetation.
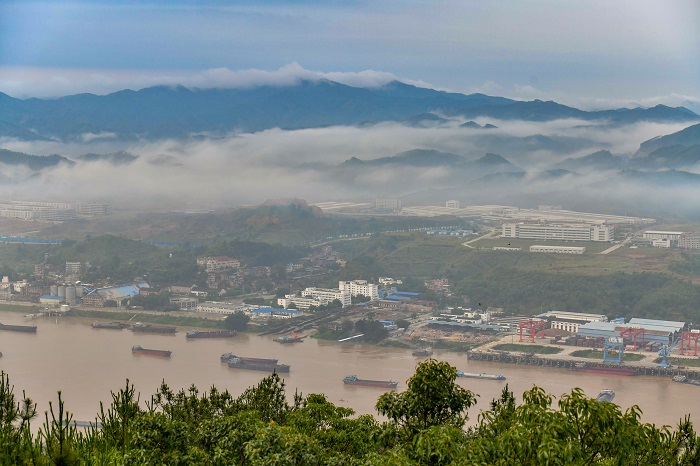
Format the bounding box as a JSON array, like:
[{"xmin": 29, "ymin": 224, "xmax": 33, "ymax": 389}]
[
  {"xmin": 0, "ymin": 234, "xmax": 305, "ymax": 284},
  {"xmin": 1, "ymin": 360, "xmax": 699, "ymax": 465},
  {"xmin": 119, "ymin": 203, "xmax": 465, "ymax": 244}
]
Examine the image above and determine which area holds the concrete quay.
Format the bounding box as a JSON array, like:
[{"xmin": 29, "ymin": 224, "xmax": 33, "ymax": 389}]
[{"xmin": 466, "ymin": 350, "xmax": 700, "ymax": 380}]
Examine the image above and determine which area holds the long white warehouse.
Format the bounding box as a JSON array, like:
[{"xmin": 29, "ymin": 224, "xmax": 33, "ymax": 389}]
[{"xmin": 503, "ymin": 223, "xmax": 614, "ymax": 242}]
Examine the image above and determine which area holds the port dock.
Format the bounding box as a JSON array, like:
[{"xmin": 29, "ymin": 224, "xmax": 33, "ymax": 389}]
[{"xmin": 467, "ymin": 350, "xmax": 700, "ymax": 380}]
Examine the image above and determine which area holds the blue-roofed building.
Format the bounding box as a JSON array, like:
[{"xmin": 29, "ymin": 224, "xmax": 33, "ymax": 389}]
[
  {"xmin": 379, "ymin": 320, "xmax": 398, "ymax": 331},
  {"xmin": 248, "ymin": 307, "xmax": 300, "ymax": 319},
  {"xmin": 383, "ymin": 290, "xmax": 422, "ymax": 302},
  {"xmin": 40, "ymin": 295, "xmax": 62, "ymax": 306},
  {"xmin": 577, "ymin": 319, "xmax": 682, "ymax": 346},
  {"xmin": 384, "ymin": 294, "xmax": 412, "ymax": 302}
]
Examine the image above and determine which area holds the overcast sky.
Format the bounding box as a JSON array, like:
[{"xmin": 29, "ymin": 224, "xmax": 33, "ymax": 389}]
[{"xmin": 1, "ymin": 0, "xmax": 699, "ymax": 110}]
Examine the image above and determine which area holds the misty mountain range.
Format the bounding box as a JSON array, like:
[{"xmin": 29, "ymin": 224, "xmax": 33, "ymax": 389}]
[{"xmin": 0, "ymin": 80, "xmax": 698, "ymax": 142}]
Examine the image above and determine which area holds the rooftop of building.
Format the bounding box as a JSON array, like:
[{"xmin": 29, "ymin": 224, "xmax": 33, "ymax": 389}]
[{"xmin": 535, "ymin": 311, "xmax": 608, "ymax": 321}]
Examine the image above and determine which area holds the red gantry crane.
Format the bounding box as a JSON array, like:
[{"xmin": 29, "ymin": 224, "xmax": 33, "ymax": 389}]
[
  {"xmin": 620, "ymin": 327, "xmax": 645, "ymax": 350},
  {"xmin": 518, "ymin": 319, "xmax": 546, "ymax": 343},
  {"xmin": 680, "ymin": 331, "xmax": 700, "ymax": 356}
]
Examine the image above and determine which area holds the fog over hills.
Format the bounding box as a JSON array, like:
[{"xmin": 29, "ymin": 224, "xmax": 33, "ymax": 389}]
[{"xmin": 0, "ymin": 81, "xmax": 699, "ymax": 218}]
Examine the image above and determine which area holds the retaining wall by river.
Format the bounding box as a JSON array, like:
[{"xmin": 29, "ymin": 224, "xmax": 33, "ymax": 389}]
[{"xmin": 466, "ymin": 351, "xmax": 700, "ymax": 379}]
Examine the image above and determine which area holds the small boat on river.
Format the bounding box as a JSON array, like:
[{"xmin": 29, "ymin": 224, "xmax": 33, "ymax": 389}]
[{"xmin": 596, "ymin": 389, "xmax": 615, "ymax": 402}]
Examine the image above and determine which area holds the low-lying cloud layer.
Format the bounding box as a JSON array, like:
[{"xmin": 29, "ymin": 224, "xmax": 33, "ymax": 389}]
[{"xmin": 0, "ymin": 119, "xmax": 697, "ymax": 218}]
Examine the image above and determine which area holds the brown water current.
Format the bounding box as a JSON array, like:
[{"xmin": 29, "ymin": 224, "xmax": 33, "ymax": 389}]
[{"xmin": 0, "ymin": 311, "xmax": 698, "ymax": 428}]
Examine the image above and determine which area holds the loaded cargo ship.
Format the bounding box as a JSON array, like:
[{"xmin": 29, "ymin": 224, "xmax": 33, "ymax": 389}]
[
  {"xmin": 186, "ymin": 330, "xmax": 236, "ymax": 338},
  {"xmin": 131, "ymin": 345, "xmax": 172, "ymax": 357},
  {"xmin": 131, "ymin": 323, "xmax": 177, "ymax": 334},
  {"xmin": 574, "ymin": 363, "xmax": 637, "ymax": 376},
  {"xmin": 457, "ymin": 371, "xmax": 506, "ymax": 380},
  {"xmin": 0, "ymin": 322, "xmax": 37, "ymax": 333},
  {"xmin": 91, "ymin": 322, "xmax": 128, "ymax": 329},
  {"xmin": 343, "ymin": 375, "xmax": 398, "ymax": 389},
  {"xmin": 227, "ymin": 358, "xmax": 290, "ymax": 373},
  {"xmin": 220, "ymin": 353, "xmax": 278, "ymax": 364}
]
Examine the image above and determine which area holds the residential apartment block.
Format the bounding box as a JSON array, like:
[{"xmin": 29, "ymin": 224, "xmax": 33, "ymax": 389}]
[
  {"xmin": 197, "ymin": 256, "xmax": 241, "ymax": 272},
  {"xmin": 301, "ymin": 287, "xmax": 351, "ymax": 307},
  {"xmin": 679, "ymin": 233, "xmax": 700, "ymax": 250},
  {"xmin": 339, "ymin": 280, "xmax": 379, "ymax": 300}
]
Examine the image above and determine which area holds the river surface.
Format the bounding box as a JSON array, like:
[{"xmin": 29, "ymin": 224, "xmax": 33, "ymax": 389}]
[{"xmin": 0, "ymin": 311, "xmax": 698, "ymax": 428}]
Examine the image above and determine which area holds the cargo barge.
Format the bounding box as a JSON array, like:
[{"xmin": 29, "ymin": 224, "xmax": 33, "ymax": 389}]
[
  {"xmin": 227, "ymin": 358, "xmax": 290, "ymax": 373},
  {"xmin": 343, "ymin": 375, "xmax": 398, "ymax": 389},
  {"xmin": 131, "ymin": 323, "xmax": 177, "ymax": 334},
  {"xmin": 131, "ymin": 345, "xmax": 172, "ymax": 357},
  {"xmin": 91, "ymin": 322, "xmax": 128, "ymax": 329},
  {"xmin": 457, "ymin": 371, "xmax": 506, "ymax": 380},
  {"xmin": 0, "ymin": 322, "xmax": 37, "ymax": 333},
  {"xmin": 220, "ymin": 353, "xmax": 278, "ymax": 364},
  {"xmin": 186, "ymin": 330, "xmax": 236, "ymax": 339}
]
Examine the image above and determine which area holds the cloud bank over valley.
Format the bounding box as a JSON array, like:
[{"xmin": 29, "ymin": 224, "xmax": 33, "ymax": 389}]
[{"xmin": 1, "ymin": 117, "xmax": 699, "ymax": 219}]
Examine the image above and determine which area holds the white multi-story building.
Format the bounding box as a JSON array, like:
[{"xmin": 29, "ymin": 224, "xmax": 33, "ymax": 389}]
[
  {"xmin": 170, "ymin": 297, "xmax": 199, "ymax": 311},
  {"xmin": 643, "ymin": 231, "xmax": 684, "ymax": 241},
  {"xmin": 445, "ymin": 200, "xmax": 460, "ymax": 209},
  {"xmin": 502, "ymin": 223, "xmax": 614, "ymax": 242},
  {"xmin": 301, "ymin": 287, "xmax": 351, "ymax": 307},
  {"xmin": 375, "ymin": 198, "xmax": 401, "ymax": 210},
  {"xmin": 652, "ymin": 239, "xmax": 671, "ymax": 248},
  {"xmin": 278, "ymin": 294, "xmax": 320, "ymax": 310},
  {"xmin": 197, "ymin": 256, "xmax": 241, "ymax": 272},
  {"xmin": 197, "ymin": 301, "xmax": 248, "ymax": 314},
  {"xmin": 75, "ymin": 203, "xmax": 109, "ymax": 216},
  {"xmin": 535, "ymin": 311, "xmax": 608, "ymax": 333},
  {"xmin": 339, "ymin": 280, "xmax": 379, "ymax": 301},
  {"xmin": 65, "ymin": 262, "xmax": 82, "ymax": 275},
  {"xmin": 679, "ymin": 233, "xmax": 700, "ymax": 250}
]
